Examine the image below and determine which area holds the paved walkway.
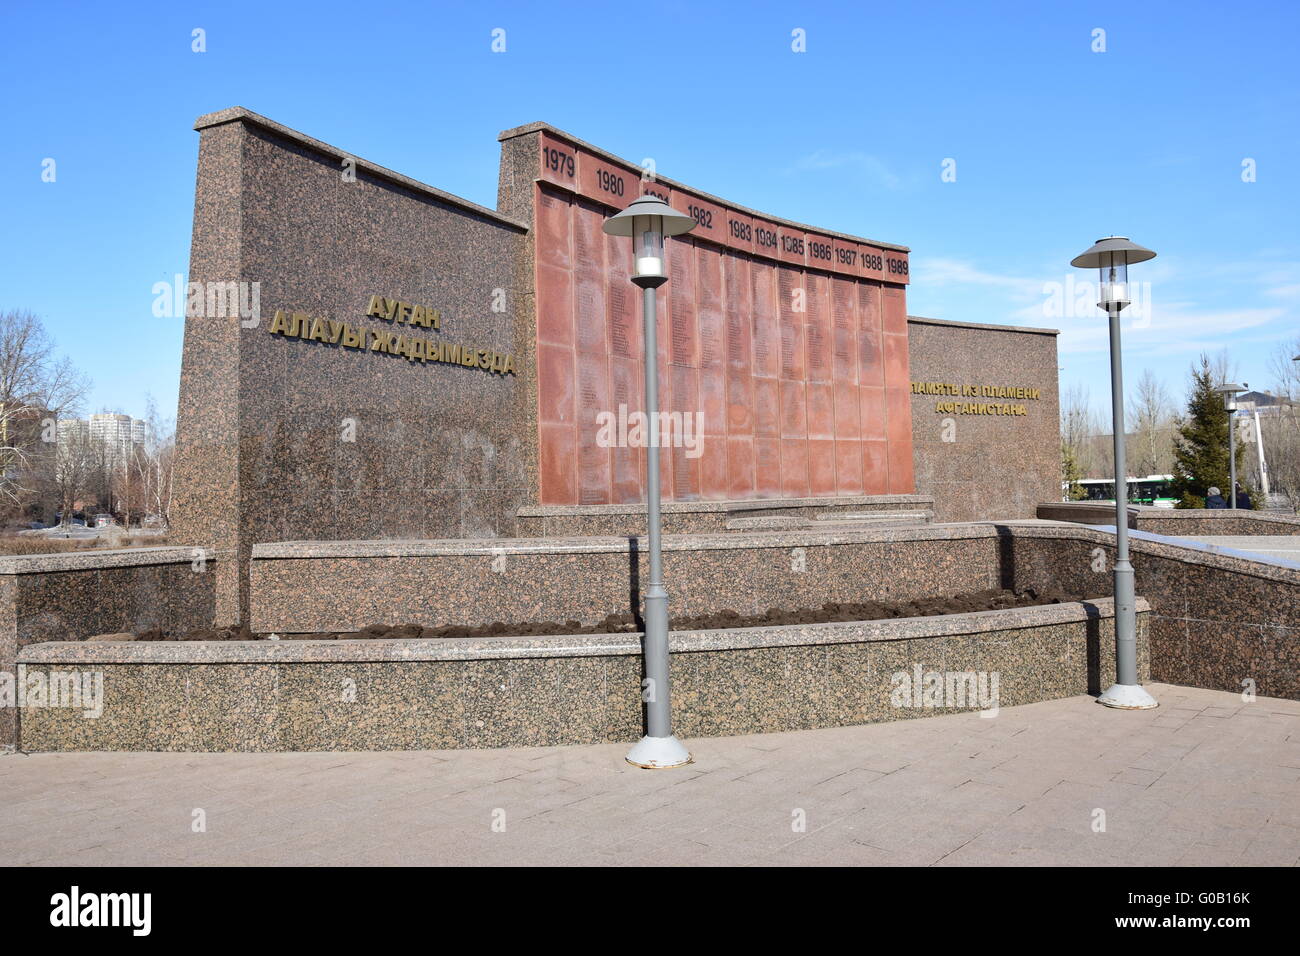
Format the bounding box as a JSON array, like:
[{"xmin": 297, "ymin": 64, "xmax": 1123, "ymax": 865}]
[
  {"xmin": 1180, "ymin": 535, "xmax": 1300, "ymax": 564},
  {"xmin": 2, "ymin": 683, "xmax": 1297, "ymax": 866}
]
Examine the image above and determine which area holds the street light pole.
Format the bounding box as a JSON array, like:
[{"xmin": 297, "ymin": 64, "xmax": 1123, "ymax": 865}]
[
  {"xmin": 603, "ymin": 195, "xmax": 697, "ymax": 769},
  {"xmin": 1071, "ymin": 237, "xmax": 1158, "ymax": 710},
  {"xmin": 1214, "ymin": 383, "xmax": 1245, "ymax": 510}
]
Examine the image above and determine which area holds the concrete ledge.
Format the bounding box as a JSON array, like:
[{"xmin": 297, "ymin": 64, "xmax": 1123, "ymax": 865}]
[
  {"xmin": 0, "ymin": 547, "xmax": 219, "ymax": 749},
  {"xmin": 515, "ymin": 494, "xmax": 935, "ymax": 536},
  {"xmin": 0, "ymin": 546, "xmax": 209, "ymax": 575},
  {"xmin": 16, "ymin": 599, "xmax": 1142, "ymax": 752},
  {"xmin": 22, "ymin": 598, "xmax": 1135, "ymax": 664}
]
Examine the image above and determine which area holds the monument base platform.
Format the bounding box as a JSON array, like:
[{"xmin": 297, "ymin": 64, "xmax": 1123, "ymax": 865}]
[{"xmin": 17, "ymin": 599, "xmax": 1138, "ymax": 752}]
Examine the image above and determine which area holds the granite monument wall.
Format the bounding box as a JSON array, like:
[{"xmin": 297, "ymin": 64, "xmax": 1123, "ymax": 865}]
[
  {"xmin": 0, "ymin": 548, "xmax": 217, "ymax": 748},
  {"xmin": 170, "ymin": 109, "xmax": 532, "ymax": 625},
  {"xmin": 908, "ymin": 317, "xmax": 1060, "ymax": 522}
]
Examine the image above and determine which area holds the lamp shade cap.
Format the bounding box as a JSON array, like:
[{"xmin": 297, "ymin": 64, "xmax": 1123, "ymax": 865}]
[
  {"xmin": 602, "ymin": 195, "xmax": 698, "ymax": 237},
  {"xmin": 1070, "ymin": 236, "xmax": 1157, "ymax": 269}
]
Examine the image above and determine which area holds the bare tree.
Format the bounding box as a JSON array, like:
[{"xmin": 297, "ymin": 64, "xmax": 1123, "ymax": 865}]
[
  {"xmin": 1128, "ymin": 368, "xmax": 1176, "ymax": 477},
  {"xmin": 0, "ymin": 310, "xmax": 90, "ymax": 516},
  {"xmin": 1061, "ymin": 384, "xmax": 1103, "ymax": 493},
  {"xmin": 1262, "ymin": 336, "xmax": 1300, "ymax": 512},
  {"xmin": 128, "ymin": 394, "xmax": 175, "ymax": 529}
]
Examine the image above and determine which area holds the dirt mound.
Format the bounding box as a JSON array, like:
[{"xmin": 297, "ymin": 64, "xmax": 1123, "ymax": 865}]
[{"xmin": 139, "ymin": 588, "xmax": 1088, "ymax": 642}]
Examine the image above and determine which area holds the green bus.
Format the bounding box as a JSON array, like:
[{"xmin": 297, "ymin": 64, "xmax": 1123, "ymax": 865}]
[{"xmin": 1070, "ymin": 475, "xmax": 1176, "ymax": 507}]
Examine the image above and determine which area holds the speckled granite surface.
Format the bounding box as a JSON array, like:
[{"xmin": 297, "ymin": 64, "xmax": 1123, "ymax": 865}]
[
  {"xmin": 248, "ymin": 520, "xmax": 1298, "ymax": 701},
  {"xmin": 0, "ymin": 548, "xmax": 217, "ymax": 748},
  {"xmin": 17, "ymin": 599, "xmax": 1142, "ymax": 752},
  {"xmin": 249, "ymin": 525, "xmax": 1004, "ymax": 633},
  {"xmin": 515, "ymin": 494, "xmax": 934, "ymax": 536},
  {"xmin": 991, "ymin": 521, "xmax": 1300, "ymax": 700},
  {"xmin": 908, "ymin": 318, "xmax": 1060, "ymax": 523},
  {"xmin": 169, "ymin": 108, "xmax": 532, "ymax": 627}
]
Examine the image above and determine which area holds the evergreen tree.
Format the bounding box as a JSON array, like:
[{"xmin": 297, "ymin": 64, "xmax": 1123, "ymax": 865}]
[
  {"xmin": 1061, "ymin": 442, "xmax": 1086, "ymax": 500},
  {"xmin": 1170, "ymin": 354, "xmax": 1252, "ymax": 508}
]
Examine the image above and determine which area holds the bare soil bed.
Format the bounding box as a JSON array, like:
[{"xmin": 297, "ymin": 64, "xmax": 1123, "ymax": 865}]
[{"xmin": 127, "ymin": 587, "xmax": 1092, "ymax": 642}]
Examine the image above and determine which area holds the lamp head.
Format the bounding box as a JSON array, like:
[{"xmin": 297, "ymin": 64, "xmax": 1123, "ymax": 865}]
[
  {"xmin": 1070, "ymin": 236, "xmax": 1156, "ymax": 312},
  {"xmin": 603, "ymin": 196, "xmax": 697, "ymax": 285}
]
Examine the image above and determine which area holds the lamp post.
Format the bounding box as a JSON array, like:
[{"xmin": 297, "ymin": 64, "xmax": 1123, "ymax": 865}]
[
  {"xmin": 1070, "ymin": 236, "xmax": 1158, "ymax": 710},
  {"xmin": 1213, "ymin": 383, "xmax": 1246, "ymax": 509},
  {"xmin": 603, "ymin": 195, "xmax": 697, "ymax": 769}
]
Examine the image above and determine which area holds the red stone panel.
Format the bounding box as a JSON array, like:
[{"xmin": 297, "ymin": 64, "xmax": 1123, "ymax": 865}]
[
  {"xmin": 831, "ymin": 276, "xmax": 858, "ymax": 385},
  {"xmin": 808, "ymin": 439, "xmax": 837, "ymax": 496},
  {"xmin": 698, "ymin": 432, "xmax": 729, "ymax": 500},
  {"xmin": 804, "ymin": 272, "xmax": 831, "ymax": 384},
  {"xmin": 859, "ymin": 244, "xmax": 885, "ymax": 282},
  {"xmin": 862, "ymin": 439, "xmax": 889, "ymax": 495},
  {"xmin": 573, "ymin": 200, "xmax": 608, "ymax": 356},
  {"xmin": 528, "ymin": 134, "xmax": 912, "ymax": 506},
  {"xmin": 722, "ymin": 209, "xmax": 755, "ymax": 256},
  {"xmin": 535, "ymin": 187, "xmax": 572, "ymax": 270},
  {"xmin": 806, "ymin": 382, "xmax": 834, "ymax": 440},
  {"xmin": 609, "ymin": 357, "xmax": 644, "ymax": 503},
  {"xmin": 538, "ymin": 134, "xmax": 578, "ymax": 193},
  {"xmin": 695, "ymin": 246, "xmax": 725, "ymax": 369},
  {"xmin": 723, "ymin": 252, "xmax": 752, "ymax": 373},
  {"xmin": 669, "ymin": 364, "xmax": 700, "ymax": 499},
  {"xmin": 699, "ymin": 365, "xmax": 726, "ymax": 438},
  {"xmin": 833, "ymin": 380, "xmax": 860, "ymax": 441},
  {"xmin": 727, "ymin": 435, "xmax": 755, "ymax": 498},
  {"xmin": 775, "ymin": 223, "xmax": 806, "ymax": 266},
  {"xmin": 779, "ymin": 380, "xmax": 807, "ymax": 439},
  {"xmin": 726, "ymin": 370, "xmax": 754, "ymax": 436},
  {"xmin": 832, "ymin": 238, "xmax": 860, "ymax": 275},
  {"xmin": 669, "ymin": 240, "xmax": 698, "ymax": 368},
  {"xmin": 780, "ymin": 439, "xmax": 810, "ymax": 497},
  {"xmin": 539, "ymin": 423, "xmax": 578, "ymax": 504},
  {"xmin": 578, "ymin": 149, "xmax": 635, "ymax": 209},
  {"xmin": 753, "ymin": 436, "xmax": 781, "ymax": 497},
  {"xmin": 777, "ymin": 266, "xmax": 806, "ymax": 381},
  {"xmin": 859, "ymin": 385, "xmax": 887, "ymax": 441},
  {"xmin": 640, "ymin": 178, "xmax": 672, "ymax": 203},
  {"xmin": 882, "ymin": 285, "xmax": 908, "ymax": 337},
  {"xmin": 536, "ymin": 263, "xmax": 574, "ymax": 349},
  {"xmin": 805, "ymin": 232, "xmax": 836, "ymax": 274},
  {"xmin": 884, "ymin": 250, "xmax": 911, "ymax": 286},
  {"xmin": 752, "ymin": 217, "xmax": 781, "ymax": 261},
  {"xmin": 752, "ymin": 377, "xmax": 780, "ymax": 437},
  {"xmin": 536, "ymin": 344, "xmax": 576, "ymax": 425},
  {"xmin": 678, "ymin": 193, "xmax": 725, "ymax": 249},
  {"xmin": 750, "ymin": 261, "xmax": 780, "ymax": 380},
  {"xmin": 835, "ymin": 439, "xmax": 864, "ymax": 495}
]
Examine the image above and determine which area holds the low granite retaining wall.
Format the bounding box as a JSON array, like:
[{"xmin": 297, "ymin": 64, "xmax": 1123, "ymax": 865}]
[
  {"xmin": 995, "ymin": 522, "xmax": 1300, "ymax": 700},
  {"xmin": 249, "ymin": 525, "xmax": 1005, "ymax": 634},
  {"xmin": 0, "ymin": 547, "xmax": 219, "ymax": 749},
  {"xmin": 1130, "ymin": 508, "xmax": 1300, "ymax": 537},
  {"xmin": 16, "ymin": 598, "xmax": 1141, "ymax": 752},
  {"xmin": 516, "ymin": 494, "xmax": 935, "ymax": 537},
  {"xmin": 250, "ymin": 520, "xmax": 1300, "ymax": 702},
  {"xmin": 1037, "ymin": 502, "xmax": 1300, "ymax": 536}
]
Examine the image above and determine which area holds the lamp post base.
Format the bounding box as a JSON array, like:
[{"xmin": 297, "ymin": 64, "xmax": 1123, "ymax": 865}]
[
  {"xmin": 625, "ymin": 735, "xmax": 693, "ymax": 769},
  {"xmin": 1097, "ymin": 682, "xmax": 1159, "ymax": 710}
]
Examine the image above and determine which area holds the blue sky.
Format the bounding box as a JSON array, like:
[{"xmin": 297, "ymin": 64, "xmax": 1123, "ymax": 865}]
[{"xmin": 2, "ymin": 0, "xmax": 1296, "ymax": 424}]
